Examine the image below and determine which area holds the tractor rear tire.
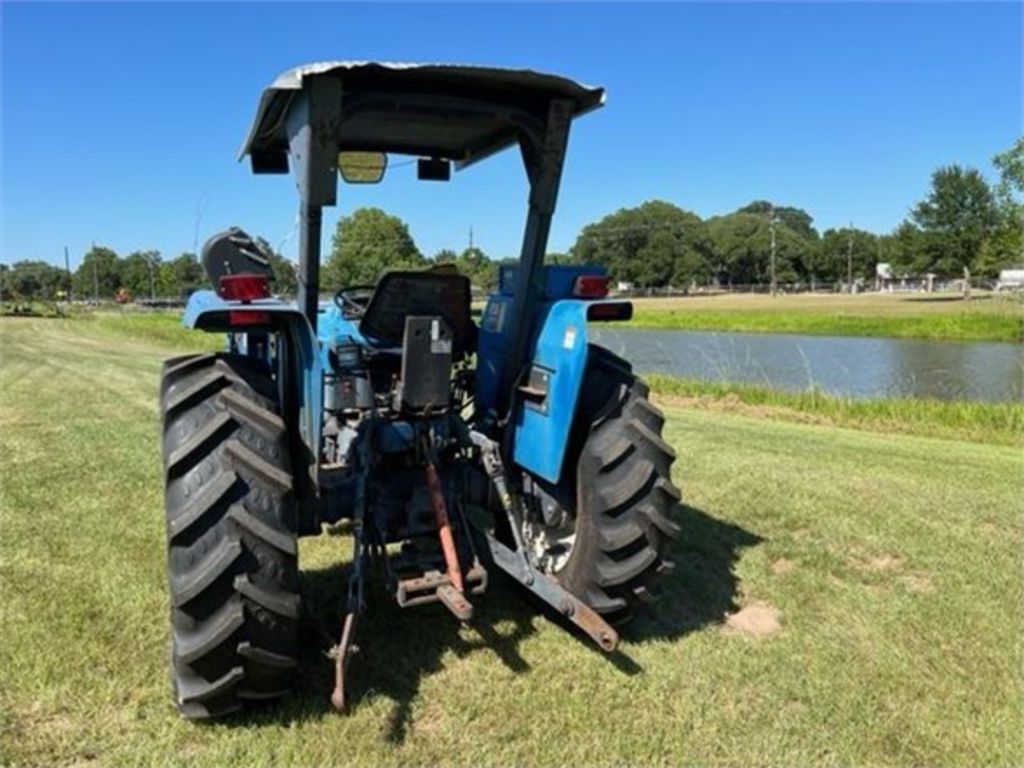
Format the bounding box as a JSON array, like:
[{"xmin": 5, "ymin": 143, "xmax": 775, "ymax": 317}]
[
  {"xmin": 160, "ymin": 353, "xmax": 299, "ymax": 719},
  {"xmin": 555, "ymin": 345, "xmax": 681, "ymax": 622}
]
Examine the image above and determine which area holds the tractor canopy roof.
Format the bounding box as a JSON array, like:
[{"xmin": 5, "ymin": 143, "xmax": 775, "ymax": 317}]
[{"xmin": 240, "ymin": 61, "xmax": 605, "ymax": 173}]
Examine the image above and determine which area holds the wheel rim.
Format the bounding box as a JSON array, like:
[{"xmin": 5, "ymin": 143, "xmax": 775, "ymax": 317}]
[{"xmin": 522, "ymin": 511, "xmax": 577, "ymax": 575}]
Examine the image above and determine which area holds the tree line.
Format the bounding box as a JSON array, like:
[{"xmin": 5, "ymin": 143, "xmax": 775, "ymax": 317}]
[
  {"xmin": 324, "ymin": 138, "xmax": 1023, "ymax": 292},
  {"xmin": 0, "ymin": 238, "xmax": 297, "ymax": 302},
  {"xmin": 4, "ymin": 139, "xmax": 1020, "ymax": 301},
  {"xmin": 571, "ymin": 140, "xmax": 1022, "ymax": 290}
]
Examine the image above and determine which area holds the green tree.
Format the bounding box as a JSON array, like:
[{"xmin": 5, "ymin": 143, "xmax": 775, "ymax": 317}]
[
  {"xmin": 546, "ymin": 252, "xmax": 572, "ymax": 266},
  {"xmin": 981, "ymin": 138, "xmax": 1024, "ymax": 276},
  {"xmin": 72, "ymin": 246, "xmax": 121, "ymax": 300},
  {"xmin": 158, "ymin": 253, "xmax": 206, "ymax": 298},
  {"xmin": 454, "ymin": 246, "xmax": 498, "ymax": 290},
  {"xmin": 323, "ymin": 207, "xmax": 424, "ymax": 289},
  {"xmin": 433, "ymin": 248, "xmax": 459, "ymax": 264},
  {"xmin": 254, "ymin": 237, "xmax": 299, "ymax": 296},
  {"xmin": 820, "ymin": 227, "xmax": 880, "ymax": 285},
  {"xmin": 705, "ymin": 202, "xmax": 822, "ymax": 288},
  {"xmin": 739, "ymin": 200, "xmax": 819, "ymax": 241},
  {"xmin": 910, "ymin": 165, "xmax": 999, "ymax": 279},
  {"xmin": 571, "ymin": 200, "xmax": 711, "ymax": 288},
  {"xmin": 706, "ymin": 212, "xmax": 810, "ymax": 286},
  {"xmin": 977, "ymin": 226, "xmax": 1023, "ymax": 277},
  {"xmin": 120, "ymin": 251, "xmax": 161, "ymax": 299},
  {"xmin": 886, "ymin": 222, "xmax": 929, "ymax": 277},
  {"xmin": 992, "ymin": 137, "xmax": 1024, "ymax": 202},
  {"xmin": 5, "ymin": 260, "xmax": 66, "ymax": 300}
]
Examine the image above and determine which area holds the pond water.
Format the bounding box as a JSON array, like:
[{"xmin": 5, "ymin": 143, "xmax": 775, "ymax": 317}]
[{"xmin": 589, "ymin": 327, "xmax": 1024, "ymax": 402}]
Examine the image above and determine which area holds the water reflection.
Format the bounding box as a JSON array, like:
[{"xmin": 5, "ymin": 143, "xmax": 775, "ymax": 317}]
[{"xmin": 590, "ymin": 328, "xmax": 1024, "ymax": 402}]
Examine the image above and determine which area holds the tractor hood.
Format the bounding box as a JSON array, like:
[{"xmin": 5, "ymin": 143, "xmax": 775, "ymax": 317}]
[{"xmin": 240, "ymin": 61, "xmax": 605, "ymax": 172}]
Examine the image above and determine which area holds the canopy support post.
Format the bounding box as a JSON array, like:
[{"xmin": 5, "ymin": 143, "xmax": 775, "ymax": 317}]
[
  {"xmin": 499, "ymin": 99, "xmax": 573, "ymax": 420},
  {"xmin": 287, "ymin": 75, "xmax": 342, "ymax": 330}
]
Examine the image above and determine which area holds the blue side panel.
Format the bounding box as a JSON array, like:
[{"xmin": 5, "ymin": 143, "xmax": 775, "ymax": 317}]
[
  {"xmin": 182, "ymin": 290, "xmax": 323, "ymax": 474},
  {"xmin": 498, "ymin": 264, "xmax": 606, "ymax": 299},
  {"xmin": 316, "ymin": 305, "xmax": 368, "ymax": 347},
  {"xmin": 511, "ymin": 299, "xmax": 591, "ymax": 484},
  {"xmin": 476, "ymin": 293, "xmax": 515, "ymax": 418}
]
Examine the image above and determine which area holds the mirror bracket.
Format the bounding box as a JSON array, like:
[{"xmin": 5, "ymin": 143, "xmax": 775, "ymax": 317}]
[{"xmin": 418, "ymin": 157, "xmax": 451, "ymax": 182}]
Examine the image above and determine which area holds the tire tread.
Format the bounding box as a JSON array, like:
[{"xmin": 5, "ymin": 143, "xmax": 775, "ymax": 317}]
[{"xmin": 161, "ymin": 353, "xmax": 299, "ymax": 720}]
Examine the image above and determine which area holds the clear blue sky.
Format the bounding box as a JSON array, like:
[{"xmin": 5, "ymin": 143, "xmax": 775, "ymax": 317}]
[{"xmin": 2, "ymin": 2, "xmax": 1020, "ymax": 269}]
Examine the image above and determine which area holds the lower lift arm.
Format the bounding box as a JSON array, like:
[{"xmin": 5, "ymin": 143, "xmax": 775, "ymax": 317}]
[{"xmin": 470, "ymin": 431, "xmax": 618, "ymax": 653}]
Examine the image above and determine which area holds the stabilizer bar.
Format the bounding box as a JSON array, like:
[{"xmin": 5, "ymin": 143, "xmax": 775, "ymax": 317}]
[
  {"xmin": 468, "ymin": 429, "xmax": 618, "ymax": 653},
  {"xmin": 481, "ymin": 529, "xmax": 618, "ymax": 652}
]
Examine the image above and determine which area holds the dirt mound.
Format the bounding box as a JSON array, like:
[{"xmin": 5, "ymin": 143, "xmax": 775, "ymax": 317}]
[
  {"xmin": 771, "ymin": 558, "xmax": 794, "ymax": 575},
  {"xmin": 725, "ymin": 602, "xmax": 782, "ymax": 637}
]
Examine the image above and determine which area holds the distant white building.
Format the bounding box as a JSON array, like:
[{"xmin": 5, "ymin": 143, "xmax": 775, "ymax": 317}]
[
  {"xmin": 996, "ymin": 268, "xmax": 1024, "ymax": 291},
  {"xmin": 876, "ymin": 262, "xmax": 937, "ymax": 292}
]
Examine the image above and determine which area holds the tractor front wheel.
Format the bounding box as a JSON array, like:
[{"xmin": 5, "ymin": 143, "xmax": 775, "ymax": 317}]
[{"xmin": 160, "ymin": 353, "xmax": 299, "ymax": 719}]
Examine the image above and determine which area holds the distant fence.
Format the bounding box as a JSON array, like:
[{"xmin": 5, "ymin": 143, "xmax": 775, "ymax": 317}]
[{"xmin": 613, "ymin": 278, "xmax": 1008, "ymax": 298}]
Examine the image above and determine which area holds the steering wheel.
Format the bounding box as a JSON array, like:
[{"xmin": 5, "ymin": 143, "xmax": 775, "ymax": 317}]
[{"xmin": 333, "ymin": 284, "xmax": 376, "ymax": 317}]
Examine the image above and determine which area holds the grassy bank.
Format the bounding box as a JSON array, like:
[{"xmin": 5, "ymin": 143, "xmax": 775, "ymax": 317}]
[
  {"xmin": 627, "ymin": 293, "xmax": 1024, "ymax": 342},
  {"xmin": 647, "ymin": 374, "xmax": 1024, "ymax": 447},
  {"xmin": 2, "ymin": 317, "xmax": 1022, "ymax": 766},
  {"xmin": 74, "ymin": 311, "xmax": 1024, "ymax": 446},
  {"xmin": 62, "ymin": 290, "xmax": 1024, "ymax": 345}
]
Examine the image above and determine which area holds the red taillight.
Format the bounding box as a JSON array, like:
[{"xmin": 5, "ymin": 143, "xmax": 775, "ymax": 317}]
[
  {"xmin": 228, "ymin": 310, "xmax": 270, "ymax": 326},
  {"xmin": 573, "ymin": 274, "xmax": 610, "ymax": 298},
  {"xmin": 587, "ymin": 302, "xmax": 633, "ymax": 322},
  {"xmin": 219, "ymin": 274, "xmax": 270, "ymax": 302}
]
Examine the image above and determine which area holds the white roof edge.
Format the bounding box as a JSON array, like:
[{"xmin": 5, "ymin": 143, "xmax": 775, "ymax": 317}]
[{"xmin": 239, "ymin": 60, "xmax": 605, "ymax": 161}]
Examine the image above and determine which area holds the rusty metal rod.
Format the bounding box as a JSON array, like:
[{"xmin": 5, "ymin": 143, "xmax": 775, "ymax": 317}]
[
  {"xmin": 424, "ymin": 461, "xmax": 464, "ymax": 594},
  {"xmin": 331, "ymin": 611, "xmax": 355, "ymax": 713}
]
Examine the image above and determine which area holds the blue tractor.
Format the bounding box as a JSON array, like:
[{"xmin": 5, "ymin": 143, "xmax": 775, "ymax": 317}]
[{"xmin": 160, "ymin": 61, "xmax": 680, "ymax": 718}]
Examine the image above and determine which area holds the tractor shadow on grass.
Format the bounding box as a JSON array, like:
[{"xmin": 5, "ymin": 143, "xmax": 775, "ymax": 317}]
[
  {"xmin": 280, "ymin": 562, "xmax": 540, "ymax": 742},
  {"xmin": 238, "ymin": 502, "xmax": 761, "ymax": 740},
  {"xmin": 628, "ymin": 503, "xmax": 763, "ymax": 641}
]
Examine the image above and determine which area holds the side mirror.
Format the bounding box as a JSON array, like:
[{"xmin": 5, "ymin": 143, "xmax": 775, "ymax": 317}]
[{"xmin": 338, "ymin": 152, "xmax": 387, "ymax": 184}]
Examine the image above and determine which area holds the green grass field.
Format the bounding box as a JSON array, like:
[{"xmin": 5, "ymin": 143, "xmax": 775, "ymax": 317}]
[
  {"xmin": 2, "ymin": 316, "xmax": 1022, "ymax": 766},
  {"xmin": 627, "ymin": 292, "xmax": 1024, "ymax": 342}
]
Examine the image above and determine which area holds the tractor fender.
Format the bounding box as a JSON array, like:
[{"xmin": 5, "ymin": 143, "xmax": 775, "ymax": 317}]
[
  {"xmin": 512, "ymin": 298, "xmax": 629, "ymax": 484},
  {"xmin": 182, "ymin": 290, "xmax": 323, "ymax": 481}
]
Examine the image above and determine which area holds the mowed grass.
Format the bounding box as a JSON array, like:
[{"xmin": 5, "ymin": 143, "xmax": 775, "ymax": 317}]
[
  {"xmin": 627, "ymin": 292, "xmax": 1024, "ymax": 342},
  {"xmin": 1, "ymin": 316, "xmax": 1022, "ymax": 766}
]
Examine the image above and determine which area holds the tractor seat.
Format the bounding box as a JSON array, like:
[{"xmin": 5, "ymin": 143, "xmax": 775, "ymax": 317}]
[{"xmin": 358, "ymin": 270, "xmax": 475, "ymax": 357}]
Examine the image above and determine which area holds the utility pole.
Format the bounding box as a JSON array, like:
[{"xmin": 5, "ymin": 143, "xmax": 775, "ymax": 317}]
[
  {"xmin": 64, "ymin": 246, "xmax": 72, "ymax": 302},
  {"xmin": 468, "ymin": 225, "xmax": 474, "ymax": 252},
  {"xmin": 769, "ymin": 206, "xmax": 778, "ymax": 296},
  {"xmin": 147, "ymin": 254, "xmax": 156, "ymax": 301},
  {"xmin": 846, "ymin": 222, "xmax": 854, "ymax": 295}
]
